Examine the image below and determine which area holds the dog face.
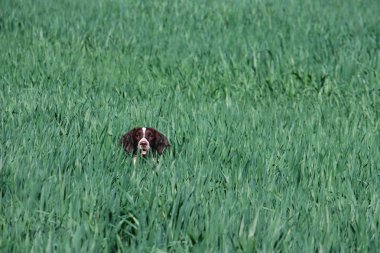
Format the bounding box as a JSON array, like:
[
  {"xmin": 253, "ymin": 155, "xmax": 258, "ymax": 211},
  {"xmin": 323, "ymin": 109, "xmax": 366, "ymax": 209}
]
[{"xmin": 121, "ymin": 127, "xmax": 170, "ymax": 157}]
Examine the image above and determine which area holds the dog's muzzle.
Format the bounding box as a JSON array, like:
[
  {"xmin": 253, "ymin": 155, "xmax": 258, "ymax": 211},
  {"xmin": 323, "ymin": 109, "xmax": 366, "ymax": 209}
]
[{"xmin": 138, "ymin": 138, "xmax": 150, "ymax": 156}]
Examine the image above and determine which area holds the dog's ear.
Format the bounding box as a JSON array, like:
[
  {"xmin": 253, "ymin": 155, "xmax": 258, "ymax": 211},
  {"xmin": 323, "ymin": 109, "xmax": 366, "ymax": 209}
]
[
  {"xmin": 156, "ymin": 132, "xmax": 170, "ymax": 155},
  {"xmin": 120, "ymin": 130, "xmax": 135, "ymax": 154}
]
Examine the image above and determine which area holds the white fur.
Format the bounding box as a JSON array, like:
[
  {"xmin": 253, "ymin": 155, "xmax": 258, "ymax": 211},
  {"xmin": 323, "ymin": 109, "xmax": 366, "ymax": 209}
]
[{"xmin": 137, "ymin": 127, "xmax": 150, "ymax": 151}]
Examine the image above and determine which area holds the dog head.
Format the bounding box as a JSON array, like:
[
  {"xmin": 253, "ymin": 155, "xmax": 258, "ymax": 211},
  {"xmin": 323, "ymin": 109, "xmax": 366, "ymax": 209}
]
[{"xmin": 121, "ymin": 127, "xmax": 170, "ymax": 157}]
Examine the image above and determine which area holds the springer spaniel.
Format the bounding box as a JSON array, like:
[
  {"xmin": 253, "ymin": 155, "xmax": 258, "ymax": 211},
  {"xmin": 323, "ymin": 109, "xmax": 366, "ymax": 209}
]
[{"xmin": 120, "ymin": 127, "xmax": 170, "ymax": 165}]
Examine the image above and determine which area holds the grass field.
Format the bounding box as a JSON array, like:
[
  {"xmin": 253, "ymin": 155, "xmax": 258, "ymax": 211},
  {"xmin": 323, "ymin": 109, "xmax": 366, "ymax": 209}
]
[{"xmin": 1, "ymin": 0, "xmax": 379, "ymax": 252}]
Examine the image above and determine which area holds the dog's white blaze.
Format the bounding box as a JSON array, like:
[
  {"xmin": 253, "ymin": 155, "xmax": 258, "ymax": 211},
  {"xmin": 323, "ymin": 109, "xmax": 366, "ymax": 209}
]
[{"xmin": 138, "ymin": 127, "xmax": 150, "ymax": 155}]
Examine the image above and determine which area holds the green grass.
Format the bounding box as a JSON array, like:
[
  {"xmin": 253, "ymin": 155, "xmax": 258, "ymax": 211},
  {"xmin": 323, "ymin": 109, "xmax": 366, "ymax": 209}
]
[{"xmin": 1, "ymin": 0, "xmax": 379, "ymax": 252}]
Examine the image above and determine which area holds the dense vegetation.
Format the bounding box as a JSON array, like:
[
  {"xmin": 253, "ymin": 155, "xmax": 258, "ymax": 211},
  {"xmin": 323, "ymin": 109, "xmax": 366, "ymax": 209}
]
[{"xmin": 1, "ymin": 0, "xmax": 379, "ymax": 251}]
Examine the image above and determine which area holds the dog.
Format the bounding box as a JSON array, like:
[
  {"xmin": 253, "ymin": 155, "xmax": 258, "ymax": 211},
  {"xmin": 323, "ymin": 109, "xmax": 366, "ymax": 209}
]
[{"xmin": 120, "ymin": 127, "xmax": 170, "ymax": 165}]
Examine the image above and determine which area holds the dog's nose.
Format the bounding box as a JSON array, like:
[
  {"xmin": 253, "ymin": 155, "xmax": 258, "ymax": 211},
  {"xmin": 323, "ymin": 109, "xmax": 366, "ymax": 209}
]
[{"xmin": 140, "ymin": 141, "xmax": 148, "ymax": 146}]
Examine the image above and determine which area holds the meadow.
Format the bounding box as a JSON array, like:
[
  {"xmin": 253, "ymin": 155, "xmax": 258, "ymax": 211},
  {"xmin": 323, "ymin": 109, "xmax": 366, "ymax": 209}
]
[{"xmin": 1, "ymin": 0, "xmax": 379, "ymax": 252}]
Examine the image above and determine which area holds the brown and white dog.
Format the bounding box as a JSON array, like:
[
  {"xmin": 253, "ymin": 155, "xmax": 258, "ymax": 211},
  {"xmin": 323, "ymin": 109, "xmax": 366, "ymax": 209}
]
[{"xmin": 120, "ymin": 127, "xmax": 170, "ymax": 165}]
